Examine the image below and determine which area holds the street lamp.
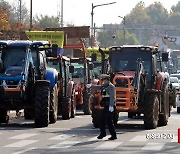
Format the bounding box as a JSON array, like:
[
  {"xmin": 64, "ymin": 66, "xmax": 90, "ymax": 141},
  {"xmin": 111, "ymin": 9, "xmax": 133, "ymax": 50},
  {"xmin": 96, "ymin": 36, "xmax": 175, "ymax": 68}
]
[
  {"xmin": 118, "ymin": 16, "xmax": 126, "ymax": 45},
  {"xmin": 91, "ymin": 2, "xmax": 116, "ymax": 36}
]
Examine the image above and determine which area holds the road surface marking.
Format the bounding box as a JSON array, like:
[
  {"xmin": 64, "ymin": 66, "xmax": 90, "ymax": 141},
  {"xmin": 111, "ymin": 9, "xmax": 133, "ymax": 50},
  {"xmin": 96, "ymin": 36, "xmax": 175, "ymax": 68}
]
[
  {"xmin": 4, "ymin": 140, "xmax": 38, "ymax": 148},
  {"xmin": 171, "ymin": 136, "xmax": 178, "ymax": 142},
  {"xmin": 12, "ymin": 147, "xmax": 37, "ymax": 154},
  {"xmin": 95, "ymin": 142, "xmax": 122, "ymax": 149},
  {"xmin": 49, "ymin": 141, "xmax": 80, "ymax": 149},
  {"xmin": 147, "ymin": 129, "xmax": 177, "ymax": 132},
  {"xmin": 76, "ymin": 115, "xmax": 90, "ymax": 118},
  {"xmin": 141, "ymin": 143, "xmax": 165, "ymax": 151},
  {"xmin": 49, "ymin": 134, "xmax": 76, "ymax": 140},
  {"xmin": 130, "ymin": 135, "xmax": 148, "ymax": 142},
  {"xmin": 88, "ymin": 136, "xmax": 109, "ymax": 142},
  {"xmin": 9, "ymin": 133, "xmax": 38, "ymax": 139}
]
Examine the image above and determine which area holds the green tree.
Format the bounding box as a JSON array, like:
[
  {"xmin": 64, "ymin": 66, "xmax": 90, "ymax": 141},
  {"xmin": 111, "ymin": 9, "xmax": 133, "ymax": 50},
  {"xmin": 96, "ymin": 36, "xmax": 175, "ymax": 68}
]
[
  {"xmin": 10, "ymin": 1, "xmax": 29, "ymax": 24},
  {"xmin": 171, "ymin": 1, "xmax": 180, "ymax": 13},
  {"xmin": 167, "ymin": 2, "xmax": 180, "ymax": 36},
  {"xmin": 125, "ymin": 2, "xmax": 152, "ymax": 45},
  {"xmin": 146, "ymin": 2, "xmax": 169, "ymax": 25},
  {"xmin": 97, "ymin": 30, "xmax": 139, "ymax": 47},
  {"xmin": 34, "ymin": 15, "xmax": 60, "ymax": 29}
]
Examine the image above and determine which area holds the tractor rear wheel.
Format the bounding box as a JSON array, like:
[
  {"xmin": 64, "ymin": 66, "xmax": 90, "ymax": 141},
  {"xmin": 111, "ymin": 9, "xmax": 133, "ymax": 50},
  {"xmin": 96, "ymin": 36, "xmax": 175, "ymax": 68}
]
[
  {"xmin": 83, "ymin": 92, "xmax": 92, "ymax": 115},
  {"xmin": 49, "ymin": 84, "xmax": 58, "ymax": 124},
  {"xmin": 0, "ymin": 109, "xmax": 9, "ymax": 123},
  {"xmin": 34, "ymin": 83, "xmax": 50, "ymax": 128},
  {"xmin": 158, "ymin": 83, "xmax": 169, "ymax": 126},
  {"xmin": 61, "ymin": 98, "xmax": 71, "ymax": 120},
  {"xmin": 144, "ymin": 94, "xmax": 159, "ymax": 129}
]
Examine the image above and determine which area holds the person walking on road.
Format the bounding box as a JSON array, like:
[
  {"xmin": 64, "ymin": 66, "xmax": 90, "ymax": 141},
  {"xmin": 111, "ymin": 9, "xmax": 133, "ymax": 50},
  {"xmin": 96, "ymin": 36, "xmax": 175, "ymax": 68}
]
[{"xmin": 87, "ymin": 74, "xmax": 117, "ymax": 140}]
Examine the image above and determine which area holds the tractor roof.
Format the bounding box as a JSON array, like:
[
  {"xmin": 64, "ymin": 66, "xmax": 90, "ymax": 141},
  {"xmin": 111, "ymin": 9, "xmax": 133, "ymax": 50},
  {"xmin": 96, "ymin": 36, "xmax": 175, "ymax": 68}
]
[
  {"xmin": 109, "ymin": 45, "xmax": 158, "ymax": 53},
  {"xmin": 0, "ymin": 40, "xmax": 50, "ymax": 48}
]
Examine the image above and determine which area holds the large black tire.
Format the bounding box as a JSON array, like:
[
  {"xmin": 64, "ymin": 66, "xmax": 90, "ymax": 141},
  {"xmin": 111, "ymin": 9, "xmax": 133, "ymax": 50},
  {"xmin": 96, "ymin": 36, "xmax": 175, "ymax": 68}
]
[
  {"xmin": 71, "ymin": 91, "xmax": 76, "ymax": 118},
  {"xmin": 91, "ymin": 97, "xmax": 101, "ymax": 128},
  {"xmin": 177, "ymin": 107, "xmax": 180, "ymax": 113},
  {"xmin": 0, "ymin": 109, "xmax": 9, "ymax": 124},
  {"xmin": 158, "ymin": 83, "xmax": 169, "ymax": 126},
  {"xmin": 34, "ymin": 83, "xmax": 50, "ymax": 128},
  {"xmin": 24, "ymin": 108, "xmax": 34, "ymax": 120},
  {"xmin": 83, "ymin": 92, "xmax": 92, "ymax": 115},
  {"xmin": 61, "ymin": 98, "xmax": 71, "ymax": 120},
  {"xmin": 49, "ymin": 84, "xmax": 58, "ymax": 124},
  {"xmin": 144, "ymin": 94, "xmax": 159, "ymax": 129}
]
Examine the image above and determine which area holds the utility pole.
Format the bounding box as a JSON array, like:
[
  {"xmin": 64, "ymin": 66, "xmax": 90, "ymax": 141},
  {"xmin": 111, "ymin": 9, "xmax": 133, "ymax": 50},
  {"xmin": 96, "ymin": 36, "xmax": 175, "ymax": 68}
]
[
  {"xmin": 30, "ymin": 0, "xmax": 32, "ymax": 30},
  {"xmin": 118, "ymin": 16, "xmax": 126, "ymax": 45},
  {"xmin": 60, "ymin": 0, "xmax": 63, "ymax": 27},
  {"xmin": 91, "ymin": 2, "xmax": 116, "ymax": 36},
  {"xmin": 19, "ymin": 0, "xmax": 22, "ymax": 22}
]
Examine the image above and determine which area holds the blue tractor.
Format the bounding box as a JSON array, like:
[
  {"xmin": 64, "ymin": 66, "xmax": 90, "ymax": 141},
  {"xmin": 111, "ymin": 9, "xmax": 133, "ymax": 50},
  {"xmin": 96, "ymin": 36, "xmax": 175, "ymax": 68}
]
[{"xmin": 0, "ymin": 40, "xmax": 58, "ymax": 127}]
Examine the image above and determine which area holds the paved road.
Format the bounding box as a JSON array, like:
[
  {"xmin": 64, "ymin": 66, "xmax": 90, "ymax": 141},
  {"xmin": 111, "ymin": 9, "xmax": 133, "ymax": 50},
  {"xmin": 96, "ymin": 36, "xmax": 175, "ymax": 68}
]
[{"xmin": 0, "ymin": 108, "xmax": 179, "ymax": 154}]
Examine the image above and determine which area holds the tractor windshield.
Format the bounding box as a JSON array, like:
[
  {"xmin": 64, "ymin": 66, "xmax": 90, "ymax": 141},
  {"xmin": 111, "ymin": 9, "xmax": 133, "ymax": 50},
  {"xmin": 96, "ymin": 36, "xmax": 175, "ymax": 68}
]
[
  {"xmin": 71, "ymin": 63, "xmax": 84, "ymax": 79},
  {"xmin": 1, "ymin": 48, "xmax": 26, "ymax": 70},
  {"xmin": 93, "ymin": 62, "xmax": 102, "ymax": 78},
  {"xmin": 110, "ymin": 48, "xmax": 152, "ymax": 76}
]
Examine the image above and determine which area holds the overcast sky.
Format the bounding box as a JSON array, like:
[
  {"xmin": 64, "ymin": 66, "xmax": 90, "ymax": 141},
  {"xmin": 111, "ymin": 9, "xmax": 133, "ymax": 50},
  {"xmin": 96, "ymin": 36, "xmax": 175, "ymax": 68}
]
[{"xmin": 8, "ymin": 0, "xmax": 180, "ymax": 26}]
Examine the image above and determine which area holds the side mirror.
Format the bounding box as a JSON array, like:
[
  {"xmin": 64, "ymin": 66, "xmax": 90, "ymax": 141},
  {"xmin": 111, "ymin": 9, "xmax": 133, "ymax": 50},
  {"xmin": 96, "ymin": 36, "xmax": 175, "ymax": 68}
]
[
  {"xmin": 69, "ymin": 65, "xmax": 74, "ymax": 73},
  {"xmin": 162, "ymin": 52, "xmax": 168, "ymax": 62},
  {"xmin": 89, "ymin": 63, "xmax": 94, "ymax": 70},
  {"xmin": 51, "ymin": 44, "xmax": 58, "ymax": 57}
]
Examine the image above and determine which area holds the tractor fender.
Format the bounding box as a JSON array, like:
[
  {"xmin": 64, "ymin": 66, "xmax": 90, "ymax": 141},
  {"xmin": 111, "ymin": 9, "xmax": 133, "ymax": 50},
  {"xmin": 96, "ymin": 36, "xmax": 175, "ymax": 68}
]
[
  {"xmin": 45, "ymin": 67, "xmax": 58, "ymax": 89},
  {"xmin": 156, "ymin": 72, "xmax": 167, "ymax": 91},
  {"xmin": 67, "ymin": 81, "xmax": 75, "ymax": 98}
]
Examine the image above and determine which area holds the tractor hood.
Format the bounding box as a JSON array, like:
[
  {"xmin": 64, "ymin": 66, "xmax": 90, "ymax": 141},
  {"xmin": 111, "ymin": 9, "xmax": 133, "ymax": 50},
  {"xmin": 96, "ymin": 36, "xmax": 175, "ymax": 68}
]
[{"xmin": 0, "ymin": 66, "xmax": 23, "ymax": 81}]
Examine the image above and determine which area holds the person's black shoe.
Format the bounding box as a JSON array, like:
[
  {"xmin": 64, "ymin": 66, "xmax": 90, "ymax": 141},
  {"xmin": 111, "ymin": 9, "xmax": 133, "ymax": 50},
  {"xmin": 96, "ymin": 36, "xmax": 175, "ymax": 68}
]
[
  {"xmin": 97, "ymin": 133, "xmax": 106, "ymax": 139},
  {"xmin": 108, "ymin": 136, "xmax": 117, "ymax": 140}
]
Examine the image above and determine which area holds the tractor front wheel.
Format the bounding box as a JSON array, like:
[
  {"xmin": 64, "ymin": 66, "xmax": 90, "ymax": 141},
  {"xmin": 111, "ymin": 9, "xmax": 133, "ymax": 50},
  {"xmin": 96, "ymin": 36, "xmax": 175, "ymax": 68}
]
[
  {"xmin": 144, "ymin": 94, "xmax": 159, "ymax": 129},
  {"xmin": 61, "ymin": 98, "xmax": 71, "ymax": 120},
  {"xmin": 34, "ymin": 83, "xmax": 50, "ymax": 128}
]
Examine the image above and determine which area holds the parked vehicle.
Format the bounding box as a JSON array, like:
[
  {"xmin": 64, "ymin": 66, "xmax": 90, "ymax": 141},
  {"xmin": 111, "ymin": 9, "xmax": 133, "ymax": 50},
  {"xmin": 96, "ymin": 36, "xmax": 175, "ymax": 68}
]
[
  {"xmin": 47, "ymin": 55, "xmax": 76, "ymax": 120},
  {"xmin": 0, "ymin": 40, "xmax": 58, "ymax": 127},
  {"xmin": 91, "ymin": 45, "xmax": 171, "ymax": 129}
]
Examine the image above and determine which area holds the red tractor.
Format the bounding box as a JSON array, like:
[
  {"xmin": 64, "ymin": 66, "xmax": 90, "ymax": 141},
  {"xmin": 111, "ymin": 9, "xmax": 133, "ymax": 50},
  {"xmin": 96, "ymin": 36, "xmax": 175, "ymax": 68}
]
[{"xmin": 92, "ymin": 45, "xmax": 171, "ymax": 129}]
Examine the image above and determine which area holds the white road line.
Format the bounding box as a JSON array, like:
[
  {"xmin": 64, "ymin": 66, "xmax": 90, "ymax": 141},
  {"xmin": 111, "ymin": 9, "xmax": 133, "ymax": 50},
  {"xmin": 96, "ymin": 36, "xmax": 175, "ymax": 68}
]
[
  {"xmin": 171, "ymin": 136, "xmax": 178, "ymax": 142},
  {"xmin": 49, "ymin": 141, "xmax": 80, "ymax": 149},
  {"xmin": 146, "ymin": 129, "xmax": 177, "ymax": 132},
  {"xmin": 12, "ymin": 147, "xmax": 37, "ymax": 154},
  {"xmin": 4, "ymin": 140, "xmax": 38, "ymax": 148},
  {"xmin": 49, "ymin": 134, "xmax": 76, "ymax": 140},
  {"xmin": 95, "ymin": 142, "xmax": 122, "ymax": 149},
  {"xmin": 130, "ymin": 135, "xmax": 148, "ymax": 142},
  {"xmin": 9, "ymin": 133, "xmax": 38, "ymax": 139},
  {"xmin": 88, "ymin": 136, "xmax": 109, "ymax": 142},
  {"xmin": 141, "ymin": 143, "xmax": 165, "ymax": 151}
]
